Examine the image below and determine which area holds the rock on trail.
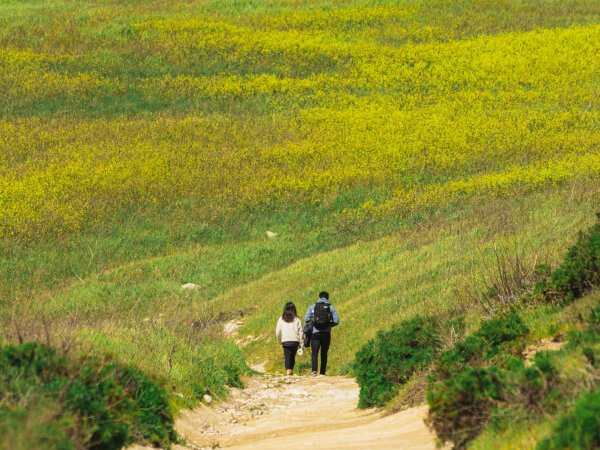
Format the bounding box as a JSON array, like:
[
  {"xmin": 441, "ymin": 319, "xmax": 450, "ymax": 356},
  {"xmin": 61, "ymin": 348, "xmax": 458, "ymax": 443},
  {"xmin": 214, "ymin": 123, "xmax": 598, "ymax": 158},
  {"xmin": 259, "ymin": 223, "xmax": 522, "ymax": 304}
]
[{"xmin": 131, "ymin": 375, "xmax": 439, "ymax": 450}]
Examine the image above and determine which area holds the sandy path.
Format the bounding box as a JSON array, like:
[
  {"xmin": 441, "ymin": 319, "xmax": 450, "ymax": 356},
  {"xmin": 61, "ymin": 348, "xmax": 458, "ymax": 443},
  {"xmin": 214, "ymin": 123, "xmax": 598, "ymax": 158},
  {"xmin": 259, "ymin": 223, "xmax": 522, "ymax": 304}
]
[{"xmin": 134, "ymin": 374, "xmax": 439, "ymax": 450}]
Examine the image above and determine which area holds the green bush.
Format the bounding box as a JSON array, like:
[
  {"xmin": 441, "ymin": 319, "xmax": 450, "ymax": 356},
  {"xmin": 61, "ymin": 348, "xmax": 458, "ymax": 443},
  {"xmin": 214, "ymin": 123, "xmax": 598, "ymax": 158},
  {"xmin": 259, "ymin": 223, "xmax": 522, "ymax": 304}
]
[
  {"xmin": 0, "ymin": 342, "xmax": 176, "ymax": 450},
  {"xmin": 505, "ymin": 353, "xmax": 559, "ymax": 412},
  {"xmin": 427, "ymin": 366, "xmax": 505, "ymax": 449},
  {"xmin": 428, "ymin": 353, "xmax": 559, "ymax": 449},
  {"xmin": 537, "ymin": 387, "xmax": 600, "ymax": 450},
  {"xmin": 426, "ymin": 313, "xmax": 532, "ymax": 448},
  {"xmin": 425, "ymin": 216, "xmax": 599, "ymax": 448},
  {"xmin": 434, "ymin": 312, "xmax": 529, "ymax": 379},
  {"xmin": 0, "ymin": 404, "xmax": 75, "ymax": 450},
  {"xmin": 354, "ymin": 316, "xmax": 440, "ymax": 408},
  {"xmin": 537, "ymin": 213, "xmax": 599, "ymax": 303},
  {"xmin": 566, "ymin": 304, "xmax": 600, "ymax": 349},
  {"xmin": 588, "ymin": 304, "xmax": 600, "ymax": 332}
]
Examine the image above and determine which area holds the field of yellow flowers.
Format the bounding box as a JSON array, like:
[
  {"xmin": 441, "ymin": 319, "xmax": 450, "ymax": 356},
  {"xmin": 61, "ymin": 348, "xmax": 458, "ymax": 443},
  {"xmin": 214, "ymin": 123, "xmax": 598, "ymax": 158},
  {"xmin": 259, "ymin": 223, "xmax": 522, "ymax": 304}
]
[
  {"xmin": 1, "ymin": 0, "xmax": 598, "ymax": 240},
  {"xmin": 1, "ymin": 1, "xmax": 599, "ymax": 421}
]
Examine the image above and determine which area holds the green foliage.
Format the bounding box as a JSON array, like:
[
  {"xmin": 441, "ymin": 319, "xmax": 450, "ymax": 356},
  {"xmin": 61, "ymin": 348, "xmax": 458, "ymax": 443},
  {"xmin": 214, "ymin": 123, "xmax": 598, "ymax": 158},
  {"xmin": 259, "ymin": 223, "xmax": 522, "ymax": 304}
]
[
  {"xmin": 537, "ymin": 213, "xmax": 600, "ymax": 303},
  {"xmin": 118, "ymin": 365, "xmax": 176, "ymax": 446},
  {"xmin": 588, "ymin": 304, "xmax": 600, "ymax": 332},
  {"xmin": 0, "ymin": 405, "xmax": 75, "ymax": 450},
  {"xmin": 427, "ymin": 312, "xmax": 532, "ymax": 447},
  {"xmin": 537, "ymin": 388, "xmax": 600, "ymax": 450},
  {"xmin": 434, "ymin": 312, "xmax": 529, "ymax": 379},
  {"xmin": 0, "ymin": 342, "xmax": 176, "ymax": 450},
  {"xmin": 504, "ymin": 353, "xmax": 559, "ymax": 412},
  {"xmin": 194, "ymin": 340, "xmax": 249, "ymax": 397},
  {"xmin": 427, "ymin": 352, "xmax": 560, "ymax": 449},
  {"xmin": 354, "ymin": 316, "xmax": 441, "ymax": 408},
  {"xmin": 478, "ymin": 313, "xmax": 530, "ymax": 352},
  {"xmin": 426, "ymin": 366, "xmax": 505, "ymax": 448},
  {"xmin": 565, "ymin": 305, "xmax": 600, "ymax": 349},
  {"xmin": 428, "ymin": 296, "xmax": 600, "ymax": 449}
]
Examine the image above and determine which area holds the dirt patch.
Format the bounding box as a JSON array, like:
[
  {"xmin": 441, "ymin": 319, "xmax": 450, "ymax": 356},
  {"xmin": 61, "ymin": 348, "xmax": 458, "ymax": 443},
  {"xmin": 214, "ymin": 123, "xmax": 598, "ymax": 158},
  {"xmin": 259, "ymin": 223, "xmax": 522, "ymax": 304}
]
[{"xmin": 524, "ymin": 337, "xmax": 564, "ymax": 364}]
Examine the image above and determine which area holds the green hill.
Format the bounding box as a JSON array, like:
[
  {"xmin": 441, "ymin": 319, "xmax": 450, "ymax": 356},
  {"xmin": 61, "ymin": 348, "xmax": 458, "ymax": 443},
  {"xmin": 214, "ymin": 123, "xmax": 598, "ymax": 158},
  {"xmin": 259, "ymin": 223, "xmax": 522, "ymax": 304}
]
[{"xmin": 1, "ymin": 0, "xmax": 599, "ymax": 448}]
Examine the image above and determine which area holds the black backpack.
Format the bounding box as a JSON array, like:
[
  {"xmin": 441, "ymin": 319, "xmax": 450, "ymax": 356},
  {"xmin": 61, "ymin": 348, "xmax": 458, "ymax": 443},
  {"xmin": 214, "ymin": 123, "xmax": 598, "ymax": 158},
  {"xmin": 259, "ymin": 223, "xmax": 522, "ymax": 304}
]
[{"xmin": 313, "ymin": 303, "xmax": 332, "ymax": 329}]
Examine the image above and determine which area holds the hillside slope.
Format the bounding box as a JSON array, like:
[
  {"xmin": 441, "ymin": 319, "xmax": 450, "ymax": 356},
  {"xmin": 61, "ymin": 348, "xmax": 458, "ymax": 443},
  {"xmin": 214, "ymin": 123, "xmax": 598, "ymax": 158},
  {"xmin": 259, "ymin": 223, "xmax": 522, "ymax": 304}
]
[{"xmin": 1, "ymin": 0, "xmax": 599, "ymax": 447}]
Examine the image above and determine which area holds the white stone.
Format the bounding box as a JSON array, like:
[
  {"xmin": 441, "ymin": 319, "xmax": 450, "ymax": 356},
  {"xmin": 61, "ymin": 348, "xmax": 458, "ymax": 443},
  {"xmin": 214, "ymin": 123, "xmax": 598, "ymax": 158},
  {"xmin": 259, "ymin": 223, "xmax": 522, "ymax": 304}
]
[
  {"xmin": 203, "ymin": 394, "xmax": 213, "ymax": 404},
  {"xmin": 181, "ymin": 283, "xmax": 199, "ymax": 290},
  {"xmin": 266, "ymin": 231, "xmax": 278, "ymax": 238},
  {"xmin": 223, "ymin": 320, "xmax": 243, "ymax": 335},
  {"xmin": 287, "ymin": 388, "xmax": 310, "ymax": 397}
]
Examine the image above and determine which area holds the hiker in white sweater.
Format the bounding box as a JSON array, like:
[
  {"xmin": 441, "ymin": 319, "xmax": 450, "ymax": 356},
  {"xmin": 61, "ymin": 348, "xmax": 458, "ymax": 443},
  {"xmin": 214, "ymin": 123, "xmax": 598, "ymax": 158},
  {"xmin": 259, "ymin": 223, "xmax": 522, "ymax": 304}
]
[{"xmin": 276, "ymin": 302, "xmax": 303, "ymax": 376}]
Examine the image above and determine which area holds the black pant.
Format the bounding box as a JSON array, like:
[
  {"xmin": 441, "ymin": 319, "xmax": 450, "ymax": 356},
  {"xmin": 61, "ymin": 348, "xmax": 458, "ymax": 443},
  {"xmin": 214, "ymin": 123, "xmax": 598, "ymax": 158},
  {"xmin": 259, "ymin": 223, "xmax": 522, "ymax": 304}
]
[
  {"xmin": 311, "ymin": 332, "xmax": 331, "ymax": 375},
  {"xmin": 282, "ymin": 342, "xmax": 299, "ymax": 370}
]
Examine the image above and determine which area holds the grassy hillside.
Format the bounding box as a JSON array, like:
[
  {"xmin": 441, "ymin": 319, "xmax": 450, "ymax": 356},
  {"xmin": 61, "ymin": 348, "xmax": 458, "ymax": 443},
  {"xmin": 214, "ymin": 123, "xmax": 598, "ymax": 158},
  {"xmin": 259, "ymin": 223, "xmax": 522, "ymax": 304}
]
[{"xmin": 1, "ymin": 1, "xmax": 599, "ymax": 446}]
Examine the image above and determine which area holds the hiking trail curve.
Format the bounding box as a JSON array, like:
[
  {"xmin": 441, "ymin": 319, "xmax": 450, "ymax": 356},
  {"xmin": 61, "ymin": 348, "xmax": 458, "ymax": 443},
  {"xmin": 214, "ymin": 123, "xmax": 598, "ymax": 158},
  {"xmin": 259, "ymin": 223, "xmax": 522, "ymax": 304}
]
[{"xmin": 132, "ymin": 373, "xmax": 440, "ymax": 449}]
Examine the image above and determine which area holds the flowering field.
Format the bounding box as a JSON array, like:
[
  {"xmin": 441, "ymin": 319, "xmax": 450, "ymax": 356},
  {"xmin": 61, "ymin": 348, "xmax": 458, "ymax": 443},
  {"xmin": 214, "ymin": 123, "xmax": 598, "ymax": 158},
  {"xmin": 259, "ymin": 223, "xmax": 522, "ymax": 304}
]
[
  {"xmin": 1, "ymin": 2, "xmax": 600, "ymax": 422},
  {"xmin": 1, "ymin": 0, "xmax": 598, "ymax": 240}
]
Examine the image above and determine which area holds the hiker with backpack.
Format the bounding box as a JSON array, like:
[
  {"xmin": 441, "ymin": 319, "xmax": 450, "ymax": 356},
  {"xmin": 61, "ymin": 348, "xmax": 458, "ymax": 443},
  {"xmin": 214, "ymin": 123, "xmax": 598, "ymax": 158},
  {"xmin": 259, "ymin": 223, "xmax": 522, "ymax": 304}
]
[
  {"xmin": 276, "ymin": 302, "xmax": 304, "ymax": 376},
  {"xmin": 304, "ymin": 291, "xmax": 339, "ymax": 376}
]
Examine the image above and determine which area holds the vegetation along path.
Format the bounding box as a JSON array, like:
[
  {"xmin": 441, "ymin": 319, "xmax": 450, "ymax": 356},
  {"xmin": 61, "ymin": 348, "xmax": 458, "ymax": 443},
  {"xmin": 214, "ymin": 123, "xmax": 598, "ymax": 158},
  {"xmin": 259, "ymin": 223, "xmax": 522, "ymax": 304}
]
[{"xmin": 132, "ymin": 374, "xmax": 438, "ymax": 450}]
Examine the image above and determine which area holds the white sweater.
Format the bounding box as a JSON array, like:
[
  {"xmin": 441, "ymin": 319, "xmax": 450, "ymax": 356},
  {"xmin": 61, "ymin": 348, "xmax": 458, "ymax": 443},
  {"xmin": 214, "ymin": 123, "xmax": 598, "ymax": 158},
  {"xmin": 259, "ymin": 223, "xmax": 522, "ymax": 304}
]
[{"xmin": 275, "ymin": 317, "xmax": 303, "ymax": 344}]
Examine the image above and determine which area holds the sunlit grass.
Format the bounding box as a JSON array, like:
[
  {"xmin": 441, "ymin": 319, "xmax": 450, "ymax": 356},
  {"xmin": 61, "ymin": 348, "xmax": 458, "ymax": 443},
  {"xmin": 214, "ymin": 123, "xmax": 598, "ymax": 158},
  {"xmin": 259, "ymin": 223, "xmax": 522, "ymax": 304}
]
[{"xmin": 1, "ymin": 0, "xmax": 599, "ymax": 411}]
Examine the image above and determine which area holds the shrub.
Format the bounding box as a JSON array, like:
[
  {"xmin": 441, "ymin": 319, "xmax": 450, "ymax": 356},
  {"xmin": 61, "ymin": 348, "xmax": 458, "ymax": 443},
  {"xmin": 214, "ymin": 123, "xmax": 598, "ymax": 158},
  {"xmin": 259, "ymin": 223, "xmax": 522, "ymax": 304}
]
[
  {"xmin": 426, "ymin": 366, "xmax": 505, "ymax": 449},
  {"xmin": 354, "ymin": 316, "xmax": 441, "ymax": 408},
  {"xmin": 427, "ymin": 312, "xmax": 532, "ymax": 448},
  {"xmin": 504, "ymin": 353, "xmax": 559, "ymax": 412},
  {"xmin": 428, "ymin": 353, "xmax": 560, "ymax": 449},
  {"xmin": 0, "ymin": 342, "xmax": 176, "ymax": 450},
  {"xmin": 537, "ymin": 388, "xmax": 600, "ymax": 450},
  {"xmin": 537, "ymin": 213, "xmax": 600, "ymax": 303},
  {"xmin": 477, "ymin": 312, "xmax": 530, "ymax": 352},
  {"xmin": 434, "ymin": 312, "xmax": 529, "ymax": 379},
  {"xmin": 566, "ymin": 304, "xmax": 600, "ymax": 349},
  {"xmin": 118, "ymin": 365, "xmax": 176, "ymax": 447},
  {"xmin": 0, "ymin": 404, "xmax": 75, "ymax": 450}
]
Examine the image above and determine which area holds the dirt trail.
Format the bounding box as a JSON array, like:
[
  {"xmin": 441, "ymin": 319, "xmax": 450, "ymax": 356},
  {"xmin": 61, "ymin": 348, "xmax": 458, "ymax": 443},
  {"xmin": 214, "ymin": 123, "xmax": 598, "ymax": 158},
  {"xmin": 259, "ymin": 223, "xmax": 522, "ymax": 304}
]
[{"xmin": 134, "ymin": 374, "xmax": 439, "ymax": 450}]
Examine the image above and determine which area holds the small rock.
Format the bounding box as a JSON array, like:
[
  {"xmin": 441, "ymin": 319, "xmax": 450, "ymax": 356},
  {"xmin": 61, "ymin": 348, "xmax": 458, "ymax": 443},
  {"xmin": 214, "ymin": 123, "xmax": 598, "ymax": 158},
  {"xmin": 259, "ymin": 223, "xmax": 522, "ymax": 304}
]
[
  {"xmin": 223, "ymin": 320, "xmax": 243, "ymax": 336},
  {"xmin": 287, "ymin": 388, "xmax": 310, "ymax": 397},
  {"xmin": 203, "ymin": 394, "xmax": 212, "ymax": 404},
  {"xmin": 266, "ymin": 231, "xmax": 278, "ymax": 238},
  {"xmin": 181, "ymin": 283, "xmax": 199, "ymax": 290}
]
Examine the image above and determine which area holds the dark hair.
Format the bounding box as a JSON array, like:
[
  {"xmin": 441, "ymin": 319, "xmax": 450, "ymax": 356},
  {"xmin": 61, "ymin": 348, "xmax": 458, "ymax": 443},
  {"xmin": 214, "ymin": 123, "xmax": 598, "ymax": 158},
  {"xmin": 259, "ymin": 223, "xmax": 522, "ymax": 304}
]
[
  {"xmin": 282, "ymin": 302, "xmax": 298, "ymax": 323},
  {"xmin": 319, "ymin": 291, "xmax": 329, "ymax": 300}
]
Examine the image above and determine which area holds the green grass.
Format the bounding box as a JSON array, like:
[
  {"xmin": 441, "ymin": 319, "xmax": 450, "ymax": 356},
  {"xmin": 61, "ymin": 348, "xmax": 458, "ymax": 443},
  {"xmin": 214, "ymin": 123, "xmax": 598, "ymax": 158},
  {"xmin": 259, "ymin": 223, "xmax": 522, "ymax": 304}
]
[
  {"xmin": 2, "ymin": 183, "xmax": 597, "ymax": 400},
  {"xmin": 0, "ymin": 2, "xmax": 599, "ymax": 446},
  {"xmin": 212, "ymin": 187, "xmax": 598, "ymax": 373}
]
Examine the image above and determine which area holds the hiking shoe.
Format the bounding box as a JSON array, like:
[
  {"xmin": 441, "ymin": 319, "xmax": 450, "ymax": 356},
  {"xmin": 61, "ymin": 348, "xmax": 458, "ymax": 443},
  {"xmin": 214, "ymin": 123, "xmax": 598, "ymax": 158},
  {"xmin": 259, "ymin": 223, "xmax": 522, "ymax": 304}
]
[{"xmin": 311, "ymin": 371, "xmax": 317, "ymax": 377}]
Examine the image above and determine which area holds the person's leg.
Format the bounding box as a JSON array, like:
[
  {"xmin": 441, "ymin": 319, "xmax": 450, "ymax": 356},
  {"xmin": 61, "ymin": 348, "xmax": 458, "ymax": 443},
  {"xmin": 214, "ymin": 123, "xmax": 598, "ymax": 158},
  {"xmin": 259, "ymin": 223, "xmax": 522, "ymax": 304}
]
[
  {"xmin": 283, "ymin": 345, "xmax": 292, "ymax": 371},
  {"xmin": 319, "ymin": 333, "xmax": 331, "ymax": 375},
  {"xmin": 289, "ymin": 342, "xmax": 299, "ymax": 373},
  {"xmin": 311, "ymin": 333, "xmax": 321, "ymax": 374}
]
